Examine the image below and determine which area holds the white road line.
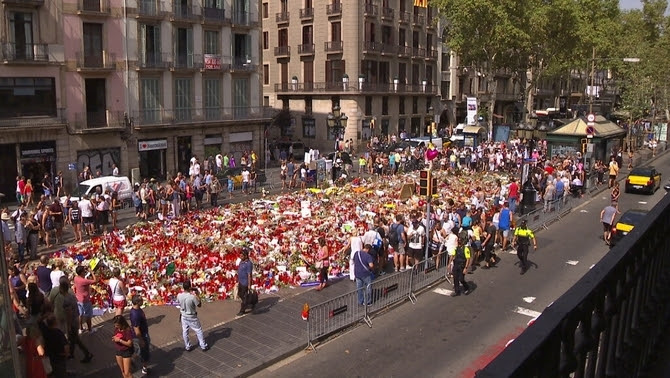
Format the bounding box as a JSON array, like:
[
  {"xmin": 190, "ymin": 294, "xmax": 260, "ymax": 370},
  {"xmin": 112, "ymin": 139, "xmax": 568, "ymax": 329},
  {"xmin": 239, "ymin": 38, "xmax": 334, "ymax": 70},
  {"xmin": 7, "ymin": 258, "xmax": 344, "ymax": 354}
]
[
  {"xmin": 566, "ymin": 260, "xmax": 579, "ymax": 265},
  {"xmin": 508, "ymin": 249, "xmax": 518, "ymax": 254},
  {"xmin": 432, "ymin": 288, "xmax": 454, "ymax": 296},
  {"xmin": 589, "ymin": 264, "xmax": 596, "ymax": 270},
  {"xmin": 514, "ymin": 306, "xmax": 542, "ymax": 318},
  {"xmin": 638, "ymin": 201, "xmax": 648, "ymax": 204},
  {"xmin": 580, "ymin": 210, "xmax": 589, "ymax": 213},
  {"xmin": 522, "ymin": 297, "xmax": 535, "ymax": 303}
]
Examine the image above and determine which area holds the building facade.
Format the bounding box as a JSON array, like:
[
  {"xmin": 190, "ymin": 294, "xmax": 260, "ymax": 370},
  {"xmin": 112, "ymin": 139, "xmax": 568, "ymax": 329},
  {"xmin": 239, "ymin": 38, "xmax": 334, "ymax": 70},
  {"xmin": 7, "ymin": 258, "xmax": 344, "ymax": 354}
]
[
  {"xmin": 0, "ymin": 0, "xmax": 268, "ymax": 197},
  {"xmin": 263, "ymin": 0, "xmax": 439, "ymax": 151}
]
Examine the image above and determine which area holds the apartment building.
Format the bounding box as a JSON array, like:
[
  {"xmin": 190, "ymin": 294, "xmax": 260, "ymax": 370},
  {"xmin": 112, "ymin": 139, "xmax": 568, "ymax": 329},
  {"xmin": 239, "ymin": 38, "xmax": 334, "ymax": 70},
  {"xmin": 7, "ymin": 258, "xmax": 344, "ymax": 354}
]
[
  {"xmin": 263, "ymin": 0, "xmax": 439, "ymax": 150},
  {"xmin": 0, "ymin": 0, "xmax": 268, "ymax": 197}
]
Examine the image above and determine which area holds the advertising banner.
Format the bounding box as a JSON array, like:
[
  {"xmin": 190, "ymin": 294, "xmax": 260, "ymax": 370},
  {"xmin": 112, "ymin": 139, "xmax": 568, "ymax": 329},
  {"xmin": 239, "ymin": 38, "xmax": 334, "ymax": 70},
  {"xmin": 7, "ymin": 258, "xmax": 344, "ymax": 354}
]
[{"xmin": 466, "ymin": 97, "xmax": 478, "ymax": 125}]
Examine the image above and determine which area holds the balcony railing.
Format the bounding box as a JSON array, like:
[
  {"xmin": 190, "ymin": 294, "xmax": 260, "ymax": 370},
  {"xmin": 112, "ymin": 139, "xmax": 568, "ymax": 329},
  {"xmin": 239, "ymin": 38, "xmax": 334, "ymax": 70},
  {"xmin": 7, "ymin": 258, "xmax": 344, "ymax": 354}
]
[
  {"xmin": 326, "ymin": 3, "xmax": 342, "ymax": 16},
  {"xmin": 478, "ymin": 196, "xmax": 670, "ymax": 378},
  {"xmin": 274, "ymin": 46, "xmax": 290, "ymax": 57},
  {"xmin": 297, "ymin": 44, "xmax": 315, "ymax": 55},
  {"xmin": 324, "ymin": 41, "xmax": 343, "ymax": 52},
  {"xmin": 364, "ymin": 3, "xmax": 378, "ymax": 16},
  {"xmin": 171, "ymin": 4, "xmax": 198, "ymax": 22},
  {"xmin": 1, "ymin": 43, "xmax": 49, "ymax": 62},
  {"xmin": 201, "ymin": 6, "xmax": 225, "ymax": 23},
  {"xmin": 0, "ymin": 108, "xmax": 65, "ymax": 127},
  {"xmin": 276, "ymin": 11, "xmax": 289, "ymax": 24},
  {"xmin": 132, "ymin": 106, "xmax": 269, "ymax": 126},
  {"xmin": 299, "ymin": 7, "xmax": 313, "ymax": 19},
  {"xmin": 412, "ymin": 13, "xmax": 425, "ymax": 25},
  {"xmin": 137, "ymin": 0, "xmax": 166, "ymax": 18},
  {"xmin": 397, "ymin": 45, "xmax": 412, "ymax": 57},
  {"xmin": 363, "ymin": 41, "xmax": 381, "ymax": 53},
  {"xmin": 231, "ymin": 57, "xmax": 257, "ymax": 71},
  {"xmin": 399, "ymin": 11, "xmax": 411, "ymax": 23},
  {"xmin": 1, "ymin": 0, "xmax": 44, "ymax": 6},
  {"xmin": 412, "ymin": 47, "xmax": 425, "ymax": 58},
  {"xmin": 138, "ymin": 51, "xmax": 170, "ymax": 69},
  {"xmin": 380, "ymin": 43, "xmax": 397, "ymax": 55},
  {"xmin": 425, "ymin": 48, "xmax": 438, "ymax": 60},
  {"xmin": 74, "ymin": 110, "xmax": 124, "ymax": 130},
  {"xmin": 171, "ymin": 53, "xmax": 203, "ymax": 70},
  {"xmin": 381, "ymin": 7, "xmax": 394, "ymax": 20},
  {"xmin": 76, "ymin": 51, "xmax": 115, "ymax": 70},
  {"xmin": 78, "ymin": 0, "xmax": 110, "ymax": 14},
  {"xmin": 202, "ymin": 54, "xmax": 231, "ymax": 71},
  {"xmin": 273, "ymin": 81, "xmax": 438, "ymax": 94},
  {"xmin": 232, "ymin": 11, "xmax": 256, "ymax": 26}
]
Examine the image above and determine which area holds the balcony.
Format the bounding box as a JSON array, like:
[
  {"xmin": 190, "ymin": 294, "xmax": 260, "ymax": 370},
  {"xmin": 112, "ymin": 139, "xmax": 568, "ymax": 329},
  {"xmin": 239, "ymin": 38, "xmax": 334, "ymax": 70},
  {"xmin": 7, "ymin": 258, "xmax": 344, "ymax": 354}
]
[
  {"xmin": 171, "ymin": 4, "xmax": 198, "ymax": 22},
  {"xmin": 324, "ymin": 41, "xmax": 343, "ymax": 53},
  {"xmin": 297, "ymin": 44, "xmax": 315, "ymax": 55},
  {"xmin": 132, "ymin": 106, "xmax": 268, "ymax": 126},
  {"xmin": 0, "ymin": 108, "xmax": 65, "ymax": 128},
  {"xmin": 272, "ymin": 81, "xmax": 438, "ymax": 94},
  {"xmin": 363, "ymin": 41, "xmax": 381, "ymax": 54},
  {"xmin": 380, "ymin": 43, "xmax": 397, "ymax": 55},
  {"xmin": 274, "ymin": 82, "xmax": 353, "ymax": 93},
  {"xmin": 1, "ymin": 0, "xmax": 43, "ymax": 7},
  {"xmin": 1, "ymin": 43, "xmax": 49, "ymax": 63},
  {"xmin": 425, "ymin": 48, "xmax": 438, "ymax": 60},
  {"xmin": 76, "ymin": 51, "xmax": 116, "ymax": 71},
  {"xmin": 136, "ymin": 0, "xmax": 166, "ymax": 19},
  {"xmin": 299, "ymin": 7, "xmax": 313, "ymax": 20},
  {"xmin": 397, "ymin": 45, "xmax": 412, "ymax": 57},
  {"xmin": 201, "ymin": 6, "xmax": 226, "ymax": 24},
  {"xmin": 412, "ymin": 13, "xmax": 425, "ymax": 26},
  {"xmin": 202, "ymin": 54, "xmax": 231, "ymax": 71},
  {"xmin": 137, "ymin": 51, "xmax": 170, "ymax": 70},
  {"xmin": 364, "ymin": 3, "xmax": 378, "ymax": 17},
  {"xmin": 73, "ymin": 110, "xmax": 125, "ymax": 131},
  {"xmin": 411, "ymin": 47, "xmax": 425, "ymax": 59},
  {"xmin": 381, "ymin": 7, "xmax": 394, "ymax": 21},
  {"xmin": 326, "ymin": 3, "xmax": 342, "ymax": 16},
  {"xmin": 231, "ymin": 57, "xmax": 257, "ymax": 72},
  {"xmin": 399, "ymin": 11, "xmax": 410, "ymax": 23},
  {"xmin": 274, "ymin": 46, "xmax": 290, "ymax": 58},
  {"xmin": 232, "ymin": 11, "xmax": 256, "ymax": 27},
  {"xmin": 170, "ymin": 53, "xmax": 203, "ymax": 70},
  {"xmin": 78, "ymin": 0, "xmax": 110, "ymax": 16},
  {"xmin": 276, "ymin": 11, "xmax": 289, "ymax": 24}
]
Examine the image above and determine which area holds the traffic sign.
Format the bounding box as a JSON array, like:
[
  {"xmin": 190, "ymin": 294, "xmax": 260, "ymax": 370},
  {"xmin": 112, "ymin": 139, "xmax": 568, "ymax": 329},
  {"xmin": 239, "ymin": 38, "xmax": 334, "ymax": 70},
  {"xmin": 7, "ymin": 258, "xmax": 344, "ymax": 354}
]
[
  {"xmin": 587, "ymin": 113, "xmax": 595, "ymax": 123},
  {"xmin": 586, "ymin": 125, "xmax": 595, "ymax": 135}
]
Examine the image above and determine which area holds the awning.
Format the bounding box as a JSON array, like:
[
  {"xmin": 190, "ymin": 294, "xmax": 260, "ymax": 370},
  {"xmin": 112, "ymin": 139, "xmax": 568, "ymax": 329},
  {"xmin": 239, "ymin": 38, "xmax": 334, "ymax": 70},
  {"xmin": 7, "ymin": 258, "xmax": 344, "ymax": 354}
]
[
  {"xmin": 548, "ymin": 115, "xmax": 625, "ymax": 138},
  {"xmin": 463, "ymin": 125, "xmax": 487, "ymax": 134}
]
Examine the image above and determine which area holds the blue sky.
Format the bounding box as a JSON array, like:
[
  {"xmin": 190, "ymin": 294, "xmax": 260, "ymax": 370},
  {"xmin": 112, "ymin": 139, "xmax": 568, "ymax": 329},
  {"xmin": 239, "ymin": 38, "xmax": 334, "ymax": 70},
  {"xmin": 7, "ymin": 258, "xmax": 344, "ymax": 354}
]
[{"xmin": 620, "ymin": 0, "xmax": 642, "ymax": 9}]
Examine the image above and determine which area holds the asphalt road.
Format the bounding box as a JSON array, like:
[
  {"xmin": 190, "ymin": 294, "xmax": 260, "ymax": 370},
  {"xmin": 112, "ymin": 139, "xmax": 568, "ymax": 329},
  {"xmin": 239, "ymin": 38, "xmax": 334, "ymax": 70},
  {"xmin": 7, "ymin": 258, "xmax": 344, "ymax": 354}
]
[{"xmin": 253, "ymin": 153, "xmax": 670, "ymax": 378}]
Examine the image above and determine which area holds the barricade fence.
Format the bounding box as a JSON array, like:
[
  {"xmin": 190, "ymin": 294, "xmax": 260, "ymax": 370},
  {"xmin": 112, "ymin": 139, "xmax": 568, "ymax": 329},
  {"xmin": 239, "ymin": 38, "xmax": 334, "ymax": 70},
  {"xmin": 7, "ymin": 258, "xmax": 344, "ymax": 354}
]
[{"xmin": 518, "ymin": 196, "xmax": 574, "ymax": 231}]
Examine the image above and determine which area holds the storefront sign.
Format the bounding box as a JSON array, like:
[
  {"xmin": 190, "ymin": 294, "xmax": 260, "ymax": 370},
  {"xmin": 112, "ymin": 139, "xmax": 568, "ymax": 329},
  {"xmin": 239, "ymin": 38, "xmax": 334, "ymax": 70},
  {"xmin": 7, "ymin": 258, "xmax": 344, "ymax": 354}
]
[
  {"xmin": 138, "ymin": 139, "xmax": 168, "ymax": 151},
  {"xmin": 21, "ymin": 147, "xmax": 54, "ymax": 157},
  {"xmin": 204, "ymin": 136, "xmax": 222, "ymax": 145},
  {"xmin": 204, "ymin": 54, "xmax": 222, "ymax": 70},
  {"xmin": 229, "ymin": 132, "xmax": 252, "ymax": 143}
]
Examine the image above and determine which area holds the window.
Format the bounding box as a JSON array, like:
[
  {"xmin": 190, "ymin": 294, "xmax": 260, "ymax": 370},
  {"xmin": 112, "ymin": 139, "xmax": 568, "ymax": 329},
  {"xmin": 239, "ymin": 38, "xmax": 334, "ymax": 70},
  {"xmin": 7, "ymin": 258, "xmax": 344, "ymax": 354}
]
[
  {"xmin": 365, "ymin": 96, "xmax": 372, "ymax": 116},
  {"xmin": 174, "ymin": 78, "xmax": 192, "ymax": 121},
  {"xmin": 83, "ymin": 23, "xmax": 103, "ymax": 67},
  {"xmin": 305, "ymin": 97, "xmax": 312, "ymax": 114},
  {"xmin": 9, "ymin": 12, "xmax": 33, "ymax": 60},
  {"xmin": 85, "ymin": 78, "xmax": 107, "ymax": 126},
  {"xmin": 399, "ymin": 97, "xmax": 405, "ymax": 115},
  {"xmin": 382, "ymin": 96, "xmax": 388, "ymax": 115},
  {"xmin": 140, "ymin": 77, "xmax": 161, "ymax": 122},
  {"xmin": 427, "ymin": 34, "xmax": 433, "ymax": 49},
  {"xmin": 379, "ymin": 61, "xmax": 390, "ymax": 84},
  {"xmin": 233, "ymin": 33, "xmax": 251, "ymax": 60},
  {"xmin": 331, "ymin": 22, "xmax": 341, "ymax": 42},
  {"xmin": 381, "ymin": 119, "xmax": 389, "ymax": 135},
  {"xmin": 302, "ymin": 25, "xmax": 313, "ymax": 45},
  {"xmin": 365, "ymin": 22, "xmax": 376, "ymax": 42},
  {"xmin": 203, "ymin": 78, "xmax": 221, "ymax": 120},
  {"xmin": 382, "ymin": 26, "xmax": 393, "ymax": 45},
  {"xmin": 233, "ymin": 78, "xmax": 249, "ymax": 117},
  {"xmin": 303, "ymin": 117, "xmax": 315, "ymax": 139},
  {"xmin": 398, "ymin": 117, "xmax": 406, "ymax": 132},
  {"xmin": 263, "ymin": 96, "xmax": 270, "ymax": 107},
  {"xmin": 0, "ymin": 77, "xmax": 56, "ymax": 118},
  {"xmin": 412, "ymin": 63, "xmax": 420, "ymax": 84},
  {"xmin": 175, "ymin": 27, "xmax": 194, "ymax": 68},
  {"xmin": 325, "ymin": 59, "xmax": 345, "ymax": 83},
  {"xmin": 411, "ymin": 117, "xmax": 420, "ymax": 136},
  {"xmin": 139, "ymin": 24, "xmax": 161, "ymax": 66},
  {"xmin": 263, "ymin": 31, "xmax": 268, "ymax": 50},
  {"xmin": 262, "ymin": 2, "xmax": 268, "ymax": 18},
  {"xmin": 426, "ymin": 65, "xmax": 433, "ymax": 85},
  {"xmin": 412, "ymin": 97, "xmax": 418, "ymax": 114},
  {"xmin": 278, "ymin": 29, "xmax": 288, "ymax": 47},
  {"xmin": 398, "ymin": 62, "xmax": 407, "ymax": 83},
  {"xmin": 204, "ymin": 30, "xmax": 220, "ymax": 54},
  {"xmin": 304, "ymin": 60, "xmax": 313, "ymax": 89},
  {"xmin": 399, "ymin": 28, "xmax": 406, "ymax": 46},
  {"xmin": 263, "ymin": 64, "xmax": 269, "ymax": 85}
]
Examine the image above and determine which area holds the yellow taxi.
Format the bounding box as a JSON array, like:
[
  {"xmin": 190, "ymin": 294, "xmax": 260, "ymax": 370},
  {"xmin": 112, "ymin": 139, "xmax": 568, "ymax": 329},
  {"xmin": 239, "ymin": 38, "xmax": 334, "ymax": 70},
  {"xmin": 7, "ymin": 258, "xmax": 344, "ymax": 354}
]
[
  {"xmin": 610, "ymin": 209, "xmax": 648, "ymax": 247},
  {"xmin": 625, "ymin": 166, "xmax": 662, "ymax": 194}
]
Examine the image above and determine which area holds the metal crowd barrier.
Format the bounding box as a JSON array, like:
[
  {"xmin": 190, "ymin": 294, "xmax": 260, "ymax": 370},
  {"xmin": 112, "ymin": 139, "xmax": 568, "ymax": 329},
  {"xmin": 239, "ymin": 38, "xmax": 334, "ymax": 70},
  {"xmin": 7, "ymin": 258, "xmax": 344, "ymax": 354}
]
[
  {"xmin": 518, "ymin": 196, "xmax": 574, "ymax": 232},
  {"xmin": 410, "ymin": 251, "xmax": 450, "ymax": 296},
  {"xmin": 367, "ymin": 269, "xmax": 414, "ymax": 314}
]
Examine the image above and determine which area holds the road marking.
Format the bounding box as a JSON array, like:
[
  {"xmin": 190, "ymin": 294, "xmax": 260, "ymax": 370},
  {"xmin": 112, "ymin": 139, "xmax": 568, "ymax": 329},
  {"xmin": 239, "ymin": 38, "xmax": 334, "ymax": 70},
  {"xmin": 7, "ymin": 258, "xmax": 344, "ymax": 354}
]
[
  {"xmin": 508, "ymin": 249, "xmax": 517, "ymax": 254},
  {"xmin": 566, "ymin": 260, "xmax": 579, "ymax": 265},
  {"xmin": 522, "ymin": 297, "xmax": 535, "ymax": 303},
  {"xmin": 580, "ymin": 210, "xmax": 589, "ymax": 213},
  {"xmin": 433, "ymin": 288, "xmax": 454, "ymax": 296},
  {"xmin": 638, "ymin": 201, "xmax": 648, "ymax": 204},
  {"xmin": 514, "ymin": 306, "xmax": 542, "ymax": 318},
  {"xmin": 589, "ymin": 264, "xmax": 595, "ymax": 270}
]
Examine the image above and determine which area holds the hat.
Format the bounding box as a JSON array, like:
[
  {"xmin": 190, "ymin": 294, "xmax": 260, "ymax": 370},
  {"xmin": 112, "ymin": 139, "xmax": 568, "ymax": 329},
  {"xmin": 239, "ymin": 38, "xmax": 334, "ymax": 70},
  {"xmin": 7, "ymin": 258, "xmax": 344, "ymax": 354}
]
[
  {"xmin": 1, "ymin": 213, "xmax": 10, "ymax": 221},
  {"xmin": 150, "ymin": 178, "xmax": 157, "ymax": 182}
]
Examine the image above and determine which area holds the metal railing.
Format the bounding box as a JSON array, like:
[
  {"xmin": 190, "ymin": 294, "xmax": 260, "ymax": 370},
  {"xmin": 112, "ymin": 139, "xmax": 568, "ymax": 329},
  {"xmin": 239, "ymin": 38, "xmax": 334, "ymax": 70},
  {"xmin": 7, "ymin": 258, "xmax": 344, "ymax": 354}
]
[
  {"xmin": 324, "ymin": 41, "xmax": 343, "ymax": 52},
  {"xmin": 274, "ymin": 46, "xmax": 290, "ymax": 57},
  {"xmin": 299, "ymin": 7, "xmax": 313, "ymax": 19},
  {"xmin": 381, "ymin": 7, "xmax": 394, "ymax": 19},
  {"xmin": 76, "ymin": 51, "xmax": 116, "ymax": 69},
  {"xmin": 73, "ymin": 110, "xmax": 125, "ymax": 130},
  {"xmin": 326, "ymin": 3, "xmax": 342, "ymax": 15},
  {"xmin": 273, "ymin": 81, "xmax": 437, "ymax": 94},
  {"xmin": 131, "ymin": 106, "xmax": 269, "ymax": 126},
  {"xmin": 297, "ymin": 44, "xmax": 315, "ymax": 55},
  {"xmin": 1, "ymin": 0, "xmax": 44, "ymax": 5},
  {"xmin": 231, "ymin": 11, "xmax": 256, "ymax": 26},
  {"xmin": 79, "ymin": 0, "xmax": 110, "ymax": 14},
  {"xmin": 364, "ymin": 3, "xmax": 378, "ymax": 16},
  {"xmin": 1, "ymin": 43, "xmax": 49, "ymax": 62},
  {"xmin": 275, "ymin": 11, "xmax": 289, "ymax": 23},
  {"xmin": 171, "ymin": 53, "xmax": 203, "ymax": 69},
  {"xmin": 201, "ymin": 6, "xmax": 225, "ymax": 22},
  {"xmin": 172, "ymin": 4, "xmax": 198, "ymax": 21},
  {"xmin": 137, "ymin": 0, "xmax": 165, "ymax": 18},
  {"xmin": 478, "ymin": 194, "xmax": 670, "ymax": 377},
  {"xmin": 397, "ymin": 45, "xmax": 412, "ymax": 56},
  {"xmin": 399, "ymin": 11, "xmax": 411, "ymax": 23},
  {"xmin": 0, "ymin": 108, "xmax": 66, "ymax": 127},
  {"xmin": 412, "ymin": 13, "xmax": 425, "ymax": 25},
  {"xmin": 138, "ymin": 51, "xmax": 170, "ymax": 69}
]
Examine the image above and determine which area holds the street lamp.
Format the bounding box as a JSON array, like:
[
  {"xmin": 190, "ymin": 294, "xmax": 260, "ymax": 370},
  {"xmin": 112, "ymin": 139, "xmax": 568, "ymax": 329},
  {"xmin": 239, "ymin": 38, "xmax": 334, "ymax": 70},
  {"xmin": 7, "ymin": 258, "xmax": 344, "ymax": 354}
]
[{"xmin": 327, "ymin": 104, "xmax": 348, "ymax": 144}]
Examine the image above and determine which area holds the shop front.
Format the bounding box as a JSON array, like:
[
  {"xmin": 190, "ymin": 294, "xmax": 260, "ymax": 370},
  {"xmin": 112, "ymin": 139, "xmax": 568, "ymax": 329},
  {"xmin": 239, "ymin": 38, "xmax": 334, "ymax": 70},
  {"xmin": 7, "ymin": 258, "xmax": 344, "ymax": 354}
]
[
  {"xmin": 138, "ymin": 139, "xmax": 167, "ymax": 180},
  {"xmin": 77, "ymin": 147, "xmax": 121, "ymax": 177},
  {"xmin": 20, "ymin": 141, "xmax": 57, "ymax": 196},
  {"xmin": 229, "ymin": 131, "xmax": 253, "ymax": 163},
  {"xmin": 0, "ymin": 144, "xmax": 18, "ymax": 201},
  {"xmin": 547, "ymin": 116, "xmax": 626, "ymax": 163}
]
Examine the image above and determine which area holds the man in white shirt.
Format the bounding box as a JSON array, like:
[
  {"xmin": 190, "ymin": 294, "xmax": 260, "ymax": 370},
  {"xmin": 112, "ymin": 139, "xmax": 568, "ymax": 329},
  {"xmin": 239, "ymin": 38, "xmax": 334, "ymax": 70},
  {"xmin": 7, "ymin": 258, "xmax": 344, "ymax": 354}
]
[
  {"xmin": 78, "ymin": 195, "xmax": 95, "ymax": 236},
  {"xmin": 112, "ymin": 164, "xmax": 119, "ymax": 176},
  {"xmin": 300, "ymin": 164, "xmax": 308, "ymax": 190},
  {"xmin": 215, "ymin": 154, "xmax": 223, "ymax": 174},
  {"xmin": 241, "ymin": 167, "xmax": 250, "ymax": 194},
  {"xmin": 406, "ymin": 214, "xmax": 426, "ymax": 267}
]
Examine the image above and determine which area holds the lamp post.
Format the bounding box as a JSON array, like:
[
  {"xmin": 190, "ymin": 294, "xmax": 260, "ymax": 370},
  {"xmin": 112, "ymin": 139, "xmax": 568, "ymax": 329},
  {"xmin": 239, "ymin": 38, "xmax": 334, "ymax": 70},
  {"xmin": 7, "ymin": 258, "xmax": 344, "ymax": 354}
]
[{"xmin": 327, "ymin": 104, "xmax": 348, "ymax": 149}]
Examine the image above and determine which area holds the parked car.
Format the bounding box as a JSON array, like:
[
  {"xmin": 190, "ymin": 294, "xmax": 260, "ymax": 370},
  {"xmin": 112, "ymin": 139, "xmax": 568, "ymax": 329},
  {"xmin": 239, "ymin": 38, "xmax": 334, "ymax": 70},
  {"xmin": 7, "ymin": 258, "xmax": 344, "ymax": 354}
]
[
  {"xmin": 625, "ymin": 166, "xmax": 662, "ymax": 194},
  {"xmin": 215, "ymin": 167, "xmax": 267, "ymax": 187},
  {"xmin": 610, "ymin": 209, "xmax": 649, "ymax": 247}
]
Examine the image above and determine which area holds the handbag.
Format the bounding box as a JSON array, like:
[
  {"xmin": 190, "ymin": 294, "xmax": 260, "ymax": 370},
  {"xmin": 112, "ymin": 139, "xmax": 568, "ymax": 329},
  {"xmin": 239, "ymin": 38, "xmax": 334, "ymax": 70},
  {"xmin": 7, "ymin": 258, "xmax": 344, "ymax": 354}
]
[
  {"xmin": 41, "ymin": 357, "xmax": 53, "ymax": 375},
  {"xmin": 315, "ymin": 260, "xmax": 323, "ymax": 269}
]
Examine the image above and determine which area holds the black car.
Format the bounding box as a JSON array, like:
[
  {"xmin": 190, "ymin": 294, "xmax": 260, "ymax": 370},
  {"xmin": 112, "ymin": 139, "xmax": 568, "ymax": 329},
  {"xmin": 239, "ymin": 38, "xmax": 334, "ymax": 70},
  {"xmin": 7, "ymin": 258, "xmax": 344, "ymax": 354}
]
[{"xmin": 610, "ymin": 209, "xmax": 649, "ymax": 247}]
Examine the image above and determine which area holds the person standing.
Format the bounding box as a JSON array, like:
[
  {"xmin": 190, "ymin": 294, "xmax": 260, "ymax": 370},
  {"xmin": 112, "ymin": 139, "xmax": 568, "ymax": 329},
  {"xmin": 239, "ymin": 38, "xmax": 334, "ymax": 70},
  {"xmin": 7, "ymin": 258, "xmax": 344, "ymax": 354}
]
[
  {"xmin": 108, "ymin": 268, "xmax": 128, "ymax": 316},
  {"xmin": 111, "ymin": 315, "xmax": 134, "ymax": 378},
  {"xmin": 406, "ymin": 214, "xmax": 426, "ymax": 268},
  {"xmin": 236, "ymin": 248, "xmax": 254, "ymax": 316},
  {"xmin": 54, "ymin": 171, "xmax": 63, "ymax": 198},
  {"xmin": 512, "ymin": 220, "xmax": 538, "ymax": 275},
  {"xmin": 608, "ymin": 156, "xmax": 619, "ymax": 188},
  {"xmin": 39, "ymin": 314, "xmax": 69, "ymax": 378},
  {"xmin": 600, "ymin": 203, "xmax": 618, "ymax": 246},
  {"xmin": 177, "ymin": 280, "xmax": 208, "ymax": 351},
  {"xmin": 48, "ymin": 276, "xmax": 93, "ymax": 364},
  {"xmin": 353, "ymin": 244, "xmax": 375, "ymax": 305},
  {"xmin": 481, "ymin": 218, "xmax": 498, "ymax": 269},
  {"xmin": 315, "ymin": 237, "xmax": 330, "ymax": 291},
  {"xmin": 449, "ymin": 232, "xmax": 472, "ymax": 296},
  {"xmin": 73, "ymin": 265, "xmax": 97, "ymax": 334},
  {"xmin": 507, "ymin": 178, "xmax": 519, "ymax": 214},
  {"xmin": 498, "ymin": 202, "xmax": 512, "ymax": 251},
  {"xmin": 130, "ymin": 295, "xmax": 151, "ymax": 375},
  {"xmin": 42, "ymin": 173, "xmax": 53, "ymax": 201},
  {"xmin": 35, "ymin": 255, "xmax": 52, "ymax": 294},
  {"xmin": 14, "ymin": 213, "xmax": 27, "ymax": 263}
]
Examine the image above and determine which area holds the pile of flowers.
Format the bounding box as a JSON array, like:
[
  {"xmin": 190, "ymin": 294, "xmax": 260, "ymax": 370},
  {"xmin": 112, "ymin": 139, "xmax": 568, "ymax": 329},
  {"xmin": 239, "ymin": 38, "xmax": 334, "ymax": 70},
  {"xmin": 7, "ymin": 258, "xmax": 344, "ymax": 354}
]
[{"xmin": 48, "ymin": 170, "xmax": 509, "ymax": 309}]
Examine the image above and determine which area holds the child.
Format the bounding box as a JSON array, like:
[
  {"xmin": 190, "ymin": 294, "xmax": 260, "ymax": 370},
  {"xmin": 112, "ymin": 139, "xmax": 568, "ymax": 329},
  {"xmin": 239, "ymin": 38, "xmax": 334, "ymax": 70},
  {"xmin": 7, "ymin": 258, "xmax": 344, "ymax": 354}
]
[
  {"xmin": 227, "ymin": 174, "xmax": 234, "ymax": 199},
  {"xmin": 130, "ymin": 295, "xmax": 151, "ymax": 375}
]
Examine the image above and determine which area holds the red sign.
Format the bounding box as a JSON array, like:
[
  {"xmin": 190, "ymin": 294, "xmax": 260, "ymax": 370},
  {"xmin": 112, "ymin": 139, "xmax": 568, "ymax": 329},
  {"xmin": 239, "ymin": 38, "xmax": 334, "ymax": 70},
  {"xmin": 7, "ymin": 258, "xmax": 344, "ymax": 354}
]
[{"xmin": 204, "ymin": 54, "xmax": 221, "ymax": 70}]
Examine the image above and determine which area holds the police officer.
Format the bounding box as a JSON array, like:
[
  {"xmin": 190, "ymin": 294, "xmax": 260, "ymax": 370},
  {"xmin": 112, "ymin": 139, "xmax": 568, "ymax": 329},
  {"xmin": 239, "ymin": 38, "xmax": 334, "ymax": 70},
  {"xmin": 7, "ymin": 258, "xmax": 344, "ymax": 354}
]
[
  {"xmin": 512, "ymin": 220, "xmax": 537, "ymax": 275},
  {"xmin": 448, "ymin": 231, "xmax": 472, "ymax": 297}
]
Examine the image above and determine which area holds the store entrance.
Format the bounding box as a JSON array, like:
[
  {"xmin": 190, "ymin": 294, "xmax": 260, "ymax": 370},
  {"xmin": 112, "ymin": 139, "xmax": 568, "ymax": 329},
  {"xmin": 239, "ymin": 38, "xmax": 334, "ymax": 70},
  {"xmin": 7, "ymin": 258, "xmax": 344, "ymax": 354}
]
[
  {"xmin": 0, "ymin": 144, "xmax": 17, "ymax": 204},
  {"xmin": 21, "ymin": 158, "xmax": 53, "ymax": 197}
]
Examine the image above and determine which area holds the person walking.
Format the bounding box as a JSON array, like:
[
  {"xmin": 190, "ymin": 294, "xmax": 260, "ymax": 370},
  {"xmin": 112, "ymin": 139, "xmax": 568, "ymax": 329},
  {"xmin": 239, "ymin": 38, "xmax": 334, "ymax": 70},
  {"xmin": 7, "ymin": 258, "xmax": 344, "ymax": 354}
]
[
  {"xmin": 108, "ymin": 268, "xmax": 128, "ymax": 316},
  {"xmin": 512, "ymin": 220, "xmax": 537, "ymax": 275},
  {"xmin": 177, "ymin": 280, "xmax": 208, "ymax": 351},
  {"xmin": 73, "ymin": 265, "xmax": 97, "ymax": 334},
  {"xmin": 111, "ymin": 315, "xmax": 134, "ymax": 378},
  {"xmin": 353, "ymin": 244, "xmax": 375, "ymax": 305},
  {"xmin": 48, "ymin": 276, "xmax": 94, "ymax": 364},
  {"xmin": 315, "ymin": 237, "xmax": 330, "ymax": 291},
  {"xmin": 600, "ymin": 203, "xmax": 618, "ymax": 246},
  {"xmin": 130, "ymin": 295, "xmax": 151, "ymax": 375},
  {"xmin": 237, "ymin": 248, "xmax": 254, "ymax": 316},
  {"xmin": 608, "ymin": 156, "xmax": 619, "ymax": 188},
  {"xmin": 448, "ymin": 231, "xmax": 472, "ymax": 296}
]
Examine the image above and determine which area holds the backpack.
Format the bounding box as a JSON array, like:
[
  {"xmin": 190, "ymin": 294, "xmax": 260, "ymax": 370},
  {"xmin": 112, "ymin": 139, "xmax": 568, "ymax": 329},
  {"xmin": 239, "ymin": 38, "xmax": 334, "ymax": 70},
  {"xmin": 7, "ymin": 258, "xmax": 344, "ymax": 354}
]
[{"xmin": 388, "ymin": 223, "xmax": 400, "ymax": 247}]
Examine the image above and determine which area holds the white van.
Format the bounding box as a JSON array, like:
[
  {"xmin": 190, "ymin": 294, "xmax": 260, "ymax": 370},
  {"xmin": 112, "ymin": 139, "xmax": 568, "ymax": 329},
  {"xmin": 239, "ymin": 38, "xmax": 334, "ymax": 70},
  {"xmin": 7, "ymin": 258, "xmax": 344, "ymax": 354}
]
[{"xmin": 62, "ymin": 176, "xmax": 133, "ymax": 204}]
